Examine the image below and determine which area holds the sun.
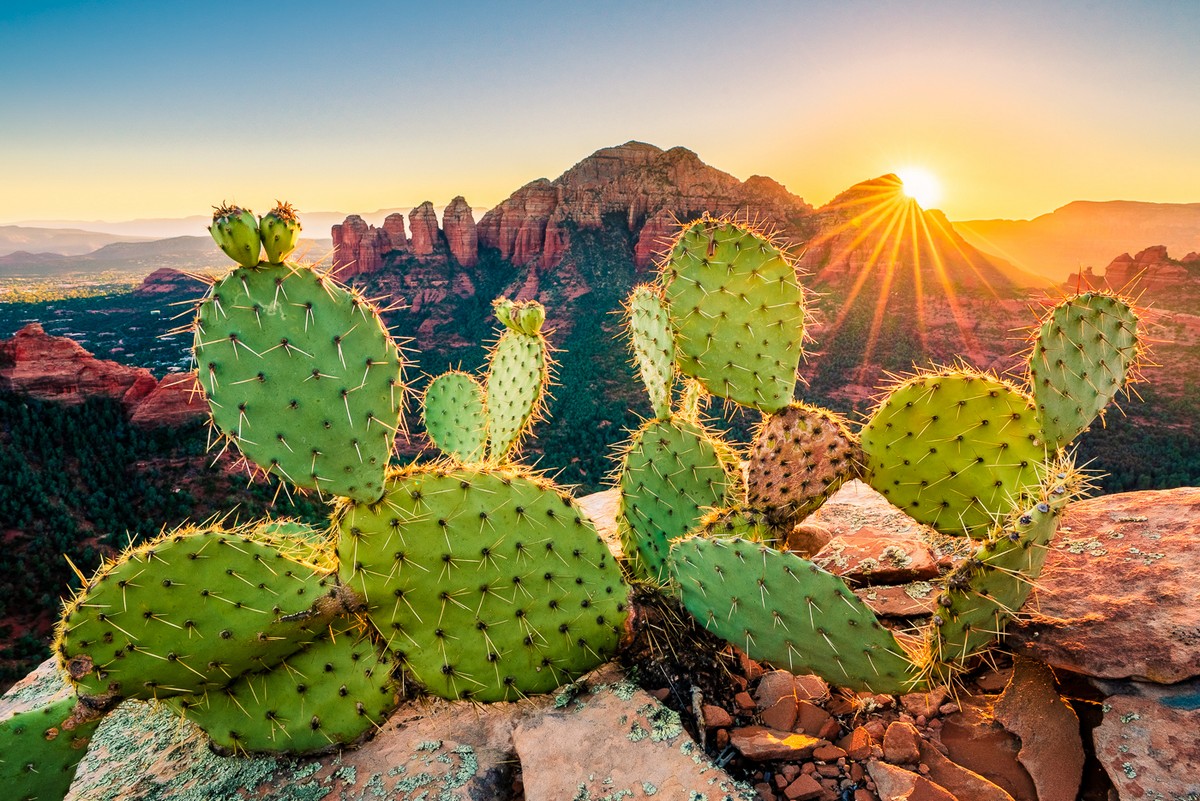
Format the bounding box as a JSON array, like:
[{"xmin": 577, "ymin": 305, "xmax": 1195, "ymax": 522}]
[{"xmin": 896, "ymin": 167, "xmax": 942, "ymax": 209}]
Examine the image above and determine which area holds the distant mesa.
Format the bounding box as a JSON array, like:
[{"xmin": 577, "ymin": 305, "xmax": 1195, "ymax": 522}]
[
  {"xmin": 1067, "ymin": 245, "xmax": 1200, "ymax": 296},
  {"xmin": 0, "ymin": 323, "xmax": 206, "ymax": 427},
  {"xmin": 133, "ymin": 267, "xmax": 209, "ymax": 296}
]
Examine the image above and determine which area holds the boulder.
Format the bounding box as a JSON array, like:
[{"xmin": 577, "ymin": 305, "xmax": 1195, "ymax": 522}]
[{"xmin": 1093, "ymin": 694, "xmax": 1200, "ymax": 801}]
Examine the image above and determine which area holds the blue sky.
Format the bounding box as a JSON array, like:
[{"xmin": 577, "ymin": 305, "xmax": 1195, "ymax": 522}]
[{"xmin": 3, "ymin": 0, "xmax": 1198, "ymax": 221}]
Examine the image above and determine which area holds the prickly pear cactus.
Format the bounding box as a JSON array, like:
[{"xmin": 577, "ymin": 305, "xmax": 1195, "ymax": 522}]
[
  {"xmin": 1, "ymin": 696, "xmax": 101, "ymax": 801},
  {"xmin": 860, "ymin": 368, "xmax": 1045, "ymax": 537},
  {"xmin": 748, "ymin": 403, "xmax": 861, "ymax": 526},
  {"xmin": 485, "ymin": 298, "xmax": 550, "ymax": 462},
  {"xmin": 695, "ymin": 507, "xmax": 786, "ymax": 546},
  {"xmin": 259, "ymin": 200, "xmax": 302, "ymax": 264},
  {"xmin": 193, "ymin": 263, "xmax": 404, "ymax": 502},
  {"xmin": 56, "ymin": 524, "xmax": 347, "ymax": 702},
  {"xmin": 168, "ymin": 619, "xmax": 397, "ymax": 755},
  {"xmin": 624, "ymin": 284, "xmax": 675, "ymax": 420},
  {"xmin": 422, "ymin": 370, "xmax": 487, "ymax": 462},
  {"xmin": 336, "ymin": 465, "xmax": 628, "ymax": 701},
  {"xmin": 617, "ymin": 417, "xmax": 736, "ymax": 583},
  {"xmin": 922, "ymin": 464, "xmax": 1078, "ymax": 686},
  {"xmin": 669, "ymin": 537, "xmax": 925, "ymax": 693},
  {"xmin": 1029, "ymin": 292, "xmax": 1141, "ymax": 450},
  {"xmin": 661, "ymin": 218, "xmax": 807, "ymax": 412},
  {"xmin": 209, "ymin": 203, "xmax": 262, "ymax": 268}
]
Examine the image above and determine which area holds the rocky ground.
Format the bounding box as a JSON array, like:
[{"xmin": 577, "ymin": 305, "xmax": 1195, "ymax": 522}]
[{"xmin": 4, "ymin": 482, "xmax": 1199, "ymax": 800}]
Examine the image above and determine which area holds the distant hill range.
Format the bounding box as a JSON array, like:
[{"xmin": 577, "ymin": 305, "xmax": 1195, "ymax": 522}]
[
  {"xmin": 0, "ymin": 225, "xmax": 153, "ymax": 256},
  {"xmin": 955, "ymin": 200, "xmax": 1200, "ymax": 281}
]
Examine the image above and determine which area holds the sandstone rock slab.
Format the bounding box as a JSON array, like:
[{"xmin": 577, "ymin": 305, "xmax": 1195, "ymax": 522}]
[{"xmin": 1093, "ymin": 694, "xmax": 1200, "ymax": 801}]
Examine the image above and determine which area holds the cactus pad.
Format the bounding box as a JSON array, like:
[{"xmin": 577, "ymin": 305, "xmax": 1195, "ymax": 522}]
[
  {"xmin": 748, "ymin": 403, "xmax": 861, "ymax": 526},
  {"xmin": 336, "ymin": 465, "xmax": 628, "ymax": 701},
  {"xmin": 861, "ymin": 369, "xmax": 1045, "ymax": 537},
  {"xmin": 695, "ymin": 507, "xmax": 786, "ymax": 546},
  {"xmin": 259, "ymin": 201, "xmax": 302, "ymax": 264},
  {"xmin": 484, "ymin": 322, "xmax": 548, "ymax": 462},
  {"xmin": 193, "ymin": 263, "xmax": 404, "ymax": 502},
  {"xmin": 170, "ymin": 620, "xmax": 397, "ymax": 755},
  {"xmin": 923, "ymin": 468, "xmax": 1074, "ymax": 686},
  {"xmin": 423, "ymin": 371, "xmax": 487, "ymax": 462},
  {"xmin": 1, "ymin": 697, "xmax": 101, "ymax": 801},
  {"xmin": 57, "ymin": 525, "xmax": 344, "ymax": 701},
  {"xmin": 669, "ymin": 537, "xmax": 924, "ymax": 693},
  {"xmin": 625, "ymin": 284, "xmax": 675, "ymax": 420},
  {"xmin": 1029, "ymin": 292, "xmax": 1140, "ymax": 450},
  {"xmin": 617, "ymin": 417, "xmax": 735, "ymax": 582},
  {"xmin": 661, "ymin": 218, "xmax": 806, "ymax": 412}
]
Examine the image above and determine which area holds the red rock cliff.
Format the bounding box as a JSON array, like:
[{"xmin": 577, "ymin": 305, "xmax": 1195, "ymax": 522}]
[
  {"xmin": 331, "ymin": 215, "xmax": 389, "ymax": 278},
  {"xmin": 441, "ymin": 196, "xmax": 479, "ymax": 268},
  {"xmin": 1066, "ymin": 245, "xmax": 1199, "ymax": 296}
]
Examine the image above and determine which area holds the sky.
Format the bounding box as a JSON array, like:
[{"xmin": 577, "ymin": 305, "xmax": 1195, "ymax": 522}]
[{"xmin": 3, "ymin": 0, "xmax": 1199, "ymax": 224}]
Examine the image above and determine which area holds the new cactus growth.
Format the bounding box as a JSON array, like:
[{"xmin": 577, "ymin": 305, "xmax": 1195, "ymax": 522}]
[
  {"xmin": 1029, "ymin": 292, "xmax": 1141, "ymax": 450},
  {"xmin": 209, "ymin": 203, "xmax": 262, "ymax": 268},
  {"xmin": 661, "ymin": 217, "xmax": 807, "ymax": 412},
  {"xmin": 422, "ymin": 370, "xmax": 487, "ymax": 462},
  {"xmin": 748, "ymin": 403, "xmax": 862, "ymax": 527},
  {"xmin": 259, "ymin": 200, "xmax": 302, "ymax": 264},
  {"xmin": 193, "ymin": 263, "xmax": 404, "ymax": 502},
  {"xmin": 55, "ymin": 523, "xmax": 349, "ymax": 702},
  {"xmin": 335, "ymin": 465, "xmax": 627, "ymax": 701},
  {"xmin": 167, "ymin": 619, "xmax": 398, "ymax": 755},
  {"xmin": 624, "ymin": 284, "xmax": 675, "ymax": 420},
  {"xmin": 1, "ymin": 696, "xmax": 102, "ymax": 801},
  {"xmin": 859, "ymin": 369, "xmax": 1045, "ymax": 537},
  {"xmin": 485, "ymin": 298, "xmax": 551, "ymax": 461}
]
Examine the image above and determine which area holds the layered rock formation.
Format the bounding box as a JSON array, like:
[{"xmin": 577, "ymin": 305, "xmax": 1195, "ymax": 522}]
[
  {"xmin": 0, "ymin": 323, "xmax": 205, "ymax": 427},
  {"xmin": 1067, "ymin": 245, "xmax": 1200, "ymax": 295},
  {"xmin": 132, "ymin": 267, "xmax": 207, "ymax": 297},
  {"xmin": 442, "ymin": 196, "xmax": 478, "ymax": 267}
]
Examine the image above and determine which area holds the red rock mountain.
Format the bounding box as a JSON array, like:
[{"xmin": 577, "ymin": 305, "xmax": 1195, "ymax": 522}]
[
  {"xmin": 1068, "ymin": 245, "xmax": 1200, "ymax": 299},
  {"xmin": 0, "ymin": 323, "xmax": 206, "ymax": 427}
]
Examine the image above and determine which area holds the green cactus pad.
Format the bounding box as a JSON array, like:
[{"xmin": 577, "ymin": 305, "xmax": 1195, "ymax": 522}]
[
  {"xmin": 669, "ymin": 537, "xmax": 924, "ymax": 693},
  {"xmin": 423, "ymin": 371, "xmax": 487, "ymax": 462},
  {"xmin": 1029, "ymin": 292, "xmax": 1141, "ymax": 451},
  {"xmin": 748, "ymin": 403, "xmax": 861, "ymax": 526},
  {"xmin": 1, "ymin": 697, "xmax": 101, "ymax": 801},
  {"xmin": 484, "ymin": 325, "xmax": 548, "ymax": 462},
  {"xmin": 625, "ymin": 284, "xmax": 675, "ymax": 420},
  {"xmin": 861, "ymin": 369, "xmax": 1045, "ymax": 537},
  {"xmin": 56, "ymin": 525, "xmax": 345, "ymax": 701},
  {"xmin": 259, "ymin": 201, "xmax": 302, "ymax": 264},
  {"xmin": 169, "ymin": 620, "xmax": 397, "ymax": 755},
  {"xmin": 210, "ymin": 204, "xmax": 262, "ymax": 268},
  {"xmin": 617, "ymin": 417, "xmax": 736, "ymax": 583},
  {"xmin": 661, "ymin": 218, "xmax": 807, "ymax": 412},
  {"xmin": 923, "ymin": 469, "xmax": 1073, "ymax": 686},
  {"xmin": 193, "ymin": 263, "xmax": 404, "ymax": 502},
  {"xmin": 336, "ymin": 465, "xmax": 628, "ymax": 702},
  {"xmin": 695, "ymin": 507, "xmax": 786, "ymax": 547}
]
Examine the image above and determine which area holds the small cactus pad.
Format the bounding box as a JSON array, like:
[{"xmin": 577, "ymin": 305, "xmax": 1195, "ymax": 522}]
[
  {"xmin": 484, "ymin": 318, "xmax": 549, "ymax": 462},
  {"xmin": 423, "ymin": 371, "xmax": 487, "ymax": 462},
  {"xmin": 336, "ymin": 466, "xmax": 628, "ymax": 702},
  {"xmin": 860, "ymin": 369, "xmax": 1045, "ymax": 537},
  {"xmin": 210, "ymin": 204, "xmax": 262, "ymax": 268},
  {"xmin": 748, "ymin": 403, "xmax": 861, "ymax": 526},
  {"xmin": 625, "ymin": 284, "xmax": 675, "ymax": 420},
  {"xmin": 1, "ymin": 697, "xmax": 101, "ymax": 801},
  {"xmin": 924, "ymin": 468, "xmax": 1074, "ymax": 686},
  {"xmin": 169, "ymin": 620, "xmax": 397, "ymax": 755},
  {"xmin": 259, "ymin": 201, "xmax": 302, "ymax": 264},
  {"xmin": 617, "ymin": 417, "xmax": 735, "ymax": 583},
  {"xmin": 669, "ymin": 537, "xmax": 924, "ymax": 693},
  {"xmin": 661, "ymin": 218, "xmax": 806, "ymax": 412},
  {"xmin": 57, "ymin": 525, "xmax": 344, "ymax": 701},
  {"xmin": 1029, "ymin": 292, "xmax": 1140, "ymax": 450},
  {"xmin": 193, "ymin": 263, "xmax": 404, "ymax": 502},
  {"xmin": 696, "ymin": 507, "xmax": 786, "ymax": 547}
]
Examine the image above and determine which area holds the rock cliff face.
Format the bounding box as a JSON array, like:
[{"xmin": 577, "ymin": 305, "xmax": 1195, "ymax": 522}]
[
  {"xmin": 0, "ymin": 324, "xmax": 205, "ymax": 427},
  {"xmin": 330, "ymin": 215, "xmax": 388, "ymax": 277},
  {"xmin": 1068, "ymin": 245, "xmax": 1200, "ymax": 295},
  {"xmin": 476, "ymin": 142, "xmax": 817, "ymax": 269},
  {"xmin": 408, "ymin": 201, "xmax": 441, "ymax": 257},
  {"xmin": 442, "ymin": 197, "xmax": 478, "ymax": 267}
]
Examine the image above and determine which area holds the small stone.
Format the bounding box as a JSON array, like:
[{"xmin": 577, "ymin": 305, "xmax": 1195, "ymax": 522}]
[
  {"xmin": 784, "ymin": 773, "xmax": 824, "ymax": 800},
  {"xmin": 938, "ymin": 702, "xmax": 960, "ymax": 716},
  {"xmin": 736, "ymin": 691, "xmax": 758, "ymax": 712},
  {"xmin": 817, "ymin": 764, "xmax": 842, "ymax": 778},
  {"xmin": 901, "ymin": 688, "xmax": 951, "ymax": 720},
  {"xmin": 788, "ymin": 523, "xmax": 833, "ymax": 556},
  {"xmin": 793, "ymin": 675, "xmax": 831, "ymax": 703},
  {"xmin": 813, "ymin": 744, "xmax": 847, "ymax": 762},
  {"xmin": 794, "ymin": 700, "xmax": 835, "ymax": 737},
  {"xmin": 754, "ymin": 781, "xmax": 775, "ymax": 799},
  {"xmin": 837, "ymin": 727, "xmax": 874, "ymax": 760},
  {"xmin": 762, "ymin": 697, "xmax": 798, "ymax": 731},
  {"xmin": 854, "ymin": 790, "xmax": 878, "ymax": 801},
  {"xmin": 774, "ymin": 773, "xmax": 790, "ymax": 789},
  {"xmin": 756, "ymin": 670, "xmax": 800, "ymax": 707},
  {"xmin": 867, "ymin": 760, "xmax": 958, "ymax": 801},
  {"xmin": 782, "ymin": 763, "xmax": 801, "ymax": 781},
  {"xmin": 883, "ymin": 721, "xmax": 922, "ymax": 765},
  {"xmin": 740, "ymin": 650, "xmax": 766, "ymax": 681},
  {"xmin": 716, "ymin": 728, "xmax": 730, "ymax": 749},
  {"xmin": 649, "ymin": 687, "xmax": 671, "ymax": 701},
  {"xmin": 703, "ymin": 704, "xmax": 734, "ymax": 729},
  {"xmin": 864, "ymin": 720, "xmax": 887, "ymax": 741},
  {"xmin": 731, "ymin": 726, "xmax": 824, "ymax": 761}
]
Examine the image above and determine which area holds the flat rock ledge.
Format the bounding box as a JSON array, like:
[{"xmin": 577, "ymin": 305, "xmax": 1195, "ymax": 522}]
[{"xmin": 3, "ymin": 659, "xmax": 753, "ymax": 801}]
